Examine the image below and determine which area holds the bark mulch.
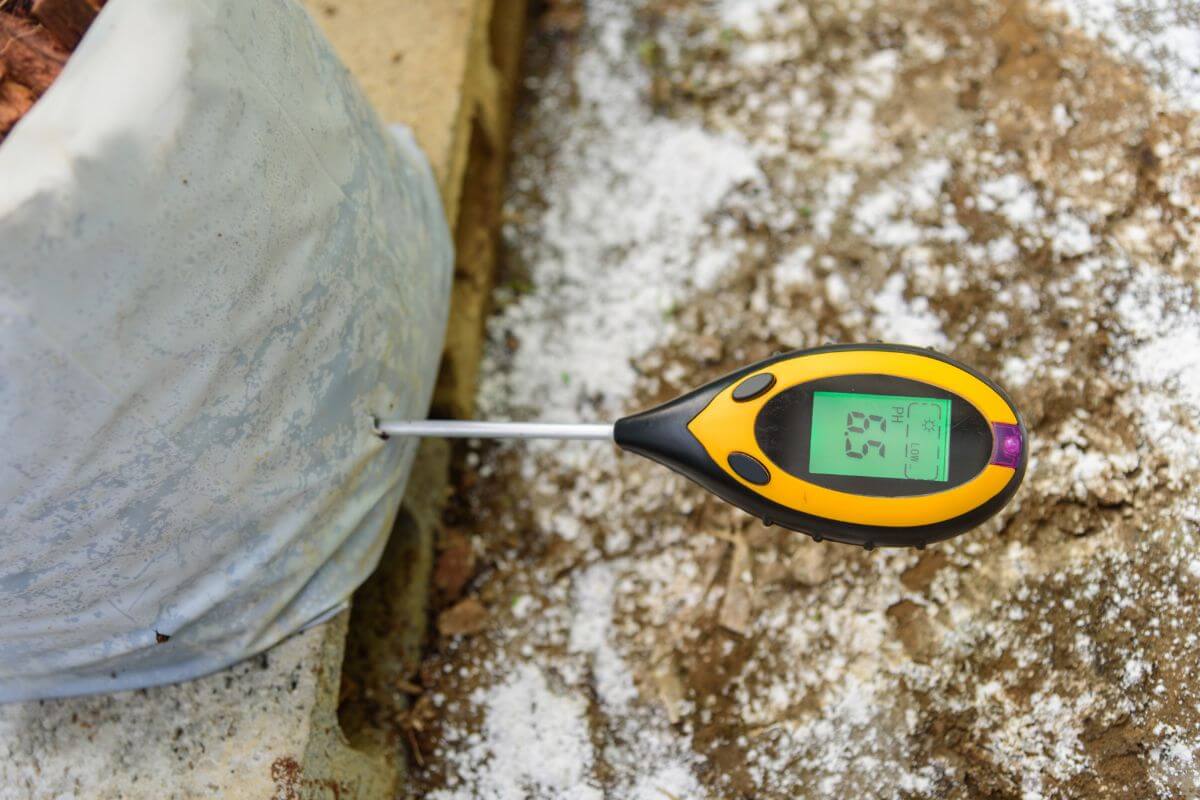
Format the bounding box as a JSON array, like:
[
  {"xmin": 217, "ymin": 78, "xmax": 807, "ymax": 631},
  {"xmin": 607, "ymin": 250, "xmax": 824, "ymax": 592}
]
[{"xmin": 0, "ymin": 0, "xmax": 101, "ymax": 142}]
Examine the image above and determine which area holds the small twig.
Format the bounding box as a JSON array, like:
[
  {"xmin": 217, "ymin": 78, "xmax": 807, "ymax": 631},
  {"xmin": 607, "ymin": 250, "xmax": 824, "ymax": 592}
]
[{"xmin": 405, "ymin": 727, "xmax": 425, "ymax": 767}]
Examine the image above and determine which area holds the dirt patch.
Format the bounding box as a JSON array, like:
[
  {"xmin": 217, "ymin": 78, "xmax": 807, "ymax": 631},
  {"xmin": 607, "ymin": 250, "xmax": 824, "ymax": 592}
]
[{"xmin": 409, "ymin": 0, "xmax": 1200, "ymax": 797}]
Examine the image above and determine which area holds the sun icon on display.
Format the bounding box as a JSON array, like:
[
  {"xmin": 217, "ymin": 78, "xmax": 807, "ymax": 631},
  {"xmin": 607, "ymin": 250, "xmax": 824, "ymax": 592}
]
[{"xmin": 922, "ymin": 419, "xmax": 938, "ymax": 433}]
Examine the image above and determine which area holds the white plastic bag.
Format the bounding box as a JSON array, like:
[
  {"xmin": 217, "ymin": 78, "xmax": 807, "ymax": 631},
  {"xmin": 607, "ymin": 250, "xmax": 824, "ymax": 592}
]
[{"xmin": 0, "ymin": 0, "xmax": 452, "ymax": 701}]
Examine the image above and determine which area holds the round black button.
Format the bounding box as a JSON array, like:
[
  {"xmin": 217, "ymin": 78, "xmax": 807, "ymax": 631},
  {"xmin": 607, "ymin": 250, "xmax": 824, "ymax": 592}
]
[
  {"xmin": 728, "ymin": 452, "xmax": 770, "ymax": 485},
  {"xmin": 732, "ymin": 372, "xmax": 776, "ymax": 402}
]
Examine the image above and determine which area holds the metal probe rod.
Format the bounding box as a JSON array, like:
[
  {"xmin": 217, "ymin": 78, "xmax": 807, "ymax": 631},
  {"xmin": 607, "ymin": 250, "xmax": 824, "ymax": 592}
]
[{"xmin": 375, "ymin": 419, "xmax": 614, "ymax": 441}]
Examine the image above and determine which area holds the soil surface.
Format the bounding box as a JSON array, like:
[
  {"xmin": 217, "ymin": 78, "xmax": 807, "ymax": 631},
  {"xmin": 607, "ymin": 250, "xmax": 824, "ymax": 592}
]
[{"xmin": 408, "ymin": 0, "xmax": 1200, "ymax": 797}]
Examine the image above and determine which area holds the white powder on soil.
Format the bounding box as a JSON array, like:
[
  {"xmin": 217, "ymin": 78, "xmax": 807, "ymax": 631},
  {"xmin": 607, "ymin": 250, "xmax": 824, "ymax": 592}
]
[
  {"xmin": 428, "ymin": 664, "xmax": 601, "ymax": 800},
  {"xmin": 430, "ymin": 0, "xmax": 1200, "ymax": 797},
  {"xmin": 439, "ymin": 6, "xmax": 741, "ymax": 793},
  {"xmin": 1057, "ymin": 0, "xmax": 1200, "ymax": 110},
  {"xmin": 478, "ymin": 1, "xmax": 761, "ymax": 422},
  {"xmin": 871, "ymin": 273, "xmax": 949, "ymax": 350},
  {"xmin": 1115, "ymin": 264, "xmax": 1200, "ymax": 476}
]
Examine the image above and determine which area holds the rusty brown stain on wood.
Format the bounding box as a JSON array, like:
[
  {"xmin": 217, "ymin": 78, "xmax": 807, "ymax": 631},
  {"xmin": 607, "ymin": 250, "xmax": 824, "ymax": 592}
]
[
  {"xmin": 270, "ymin": 754, "xmax": 351, "ymax": 800},
  {"xmin": 270, "ymin": 756, "xmax": 302, "ymax": 800}
]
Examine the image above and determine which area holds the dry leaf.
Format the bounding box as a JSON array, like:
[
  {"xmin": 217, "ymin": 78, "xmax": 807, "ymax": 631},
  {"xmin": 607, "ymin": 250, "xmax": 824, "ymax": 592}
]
[
  {"xmin": 437, "ymin": 597, "xmax": 488, "ymax": 637},
  {"xmin": 434, "ymin": 530, "xmax": 476, "ymax": 601}
]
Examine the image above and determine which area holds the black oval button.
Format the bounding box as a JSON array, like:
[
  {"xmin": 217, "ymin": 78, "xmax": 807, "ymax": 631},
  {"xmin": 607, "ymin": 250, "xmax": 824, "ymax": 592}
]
[
  {"xmin": 732, "ymin": 372, "xmax": 775, "ymax": 402},
  {"xmin": 728, "ymin": 452, "xmax": 770, "ymax": 485}
]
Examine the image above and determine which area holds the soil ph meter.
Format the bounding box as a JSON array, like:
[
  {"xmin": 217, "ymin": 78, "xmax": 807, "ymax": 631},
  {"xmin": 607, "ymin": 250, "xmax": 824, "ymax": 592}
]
[{"xmin": 377, "ymin": 344, "xmax": 1027, "ymax": 549}]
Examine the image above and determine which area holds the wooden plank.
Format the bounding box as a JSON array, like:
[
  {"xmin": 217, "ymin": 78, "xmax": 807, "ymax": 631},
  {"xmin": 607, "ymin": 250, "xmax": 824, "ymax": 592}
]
[{"xmin": 304, "ymin": 0, "xmax": 479, "ymax": 226}]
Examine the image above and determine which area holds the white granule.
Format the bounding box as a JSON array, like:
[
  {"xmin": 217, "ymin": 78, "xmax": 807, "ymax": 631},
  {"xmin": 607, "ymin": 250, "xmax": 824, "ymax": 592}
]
[
  {"xmin": 511, "ymin": 594, "xmax": 535, "ymax": 619},
  {"xmin": 430, "ymin": 664, "xmax": 601, "ymax": 800},
  {"xmin": 1049, "ymin": 211, "xmax": 1096, "ymax": 258},
  {"xmin": 851, "ymin": 158, "xmax": 954, "ymax": 248},
  {"xmin": 988, "ymin": 236, "xmax": 1019, "ymax": 263},
  {"xmin": 870, "ymin": 273, "xmax": 950, "ymax": 349},
  {"xmin": 1123, "ymin": 658, "xmax": 1151, "ymax": 687},
  {"xmin": 825, "ymin": 52, "xmax": 899, "ymax": 160},
  {"xmin": 813, "ymin": 171, "xmax": 858, "ymax": 240},
  {"xmin": 1071, "ymin": 449, "xmax": 1109, "ymax": 483},
  {"xmin": 628, "ymin": 763, "xmax": 705, "ymax": 800},
  {"xmin": 977, "ymin": 173, "xmax": 1043, "ymax": 228},
  {"xmin": 1001, "ymin": 354, "xmax": 1034, "ymax": 388},
  {"xmin": 1151, "ymin": 728, "xmax": 1200, "ymax": 792},
  {"xmin": 716, "ymin": 0, "xmax": 784, "ymax": 35},
  {"xmin": 568, "ymin": 562, "xmax": 638, "ymax": 710},
  {"xmin": 1052, "ymin": 102, "xmax": 1074, "ymax": 131},
  {"xmin": 774, "ymin": 244, "xmax": 814, "ymax": 288}
]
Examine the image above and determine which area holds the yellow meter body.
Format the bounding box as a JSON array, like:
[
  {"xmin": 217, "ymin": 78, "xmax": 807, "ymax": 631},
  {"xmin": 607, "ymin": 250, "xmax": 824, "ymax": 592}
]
[{"xmin": 614, "ymin": 344, "xmax": 1026, "ymax": 549}]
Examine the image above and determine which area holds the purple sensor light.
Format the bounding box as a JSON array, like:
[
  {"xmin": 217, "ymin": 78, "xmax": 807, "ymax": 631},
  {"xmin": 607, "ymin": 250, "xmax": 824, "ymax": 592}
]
[{"xmin": 989, "ymin": 422, "xmax": 1024, "ymax": 469}]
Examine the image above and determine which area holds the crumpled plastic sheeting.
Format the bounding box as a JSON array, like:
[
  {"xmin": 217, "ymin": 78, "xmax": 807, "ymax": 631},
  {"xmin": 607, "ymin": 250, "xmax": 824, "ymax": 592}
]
[{"xmin": 0, "ymin": 0, "xmax": 452, "ymax": 701}]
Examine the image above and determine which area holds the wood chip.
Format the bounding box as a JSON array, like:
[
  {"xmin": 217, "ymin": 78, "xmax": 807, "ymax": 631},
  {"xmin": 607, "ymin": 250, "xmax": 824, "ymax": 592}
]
[
  {"xmin": 405, "ymin": 727, "xmax": 425, "ymax": 767},
  {"xmin": 433, "ymin": 530, "xmax": 476, "ymax": 601},
  {"xmin": 788, "ymin": 540, "xmax": 830, "ymax": 587},
  {"xmin": 0, "ymin": 78, "xmax": 34, "ymax": 138},
  {"xmin": 436, "ymin": 597, "xmax": 488, "ymax": 637},
  {"xmin": 650, "ymin": 651, "xmax": 685, "ymax": 724},
  {"xmin": 0, "ymin": 13, "xmax": 69, "ymax": 94},
  {"xmin": 718, "ymin": 533, "xmax": 753, "ymax": 636},
  {"xmin": 695, "ymin": 333, "xmax": 723, "ymax": 363},
  {"xmin": 688, "ymin": 539, "xmax": 727, "ymax": 620},
  {"xmin": 2, "ymin": 1, "xmax": 35, "ymax": 17},
  {"xmin": 30, "ymin": 0, "xmax": 96, "ymax": 50}
]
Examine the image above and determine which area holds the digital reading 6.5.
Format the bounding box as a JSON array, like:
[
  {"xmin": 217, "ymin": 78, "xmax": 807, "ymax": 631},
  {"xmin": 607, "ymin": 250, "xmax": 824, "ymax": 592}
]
[{"xmin": 808, "ymin": 391, "xmax": 951, "ymax": 481}]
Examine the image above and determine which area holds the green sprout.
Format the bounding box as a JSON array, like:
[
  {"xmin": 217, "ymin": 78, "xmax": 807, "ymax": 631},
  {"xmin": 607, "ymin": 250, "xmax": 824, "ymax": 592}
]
[{"xmin": 637, "ymin": 39, "xmax": 661, "ymax": 67}]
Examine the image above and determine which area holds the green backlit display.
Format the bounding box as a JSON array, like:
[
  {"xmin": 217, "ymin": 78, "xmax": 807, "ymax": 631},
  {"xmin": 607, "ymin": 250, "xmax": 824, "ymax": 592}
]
[{"xmin": 808, "ymin": 391, "xmax": 951, "ymax": 481}]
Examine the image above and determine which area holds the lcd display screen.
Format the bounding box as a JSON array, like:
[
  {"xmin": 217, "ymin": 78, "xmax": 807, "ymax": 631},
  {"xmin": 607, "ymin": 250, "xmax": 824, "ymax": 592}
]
[{"xmin": 808, "ymin": 391, "xmax": 951, "ymax": 481}]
